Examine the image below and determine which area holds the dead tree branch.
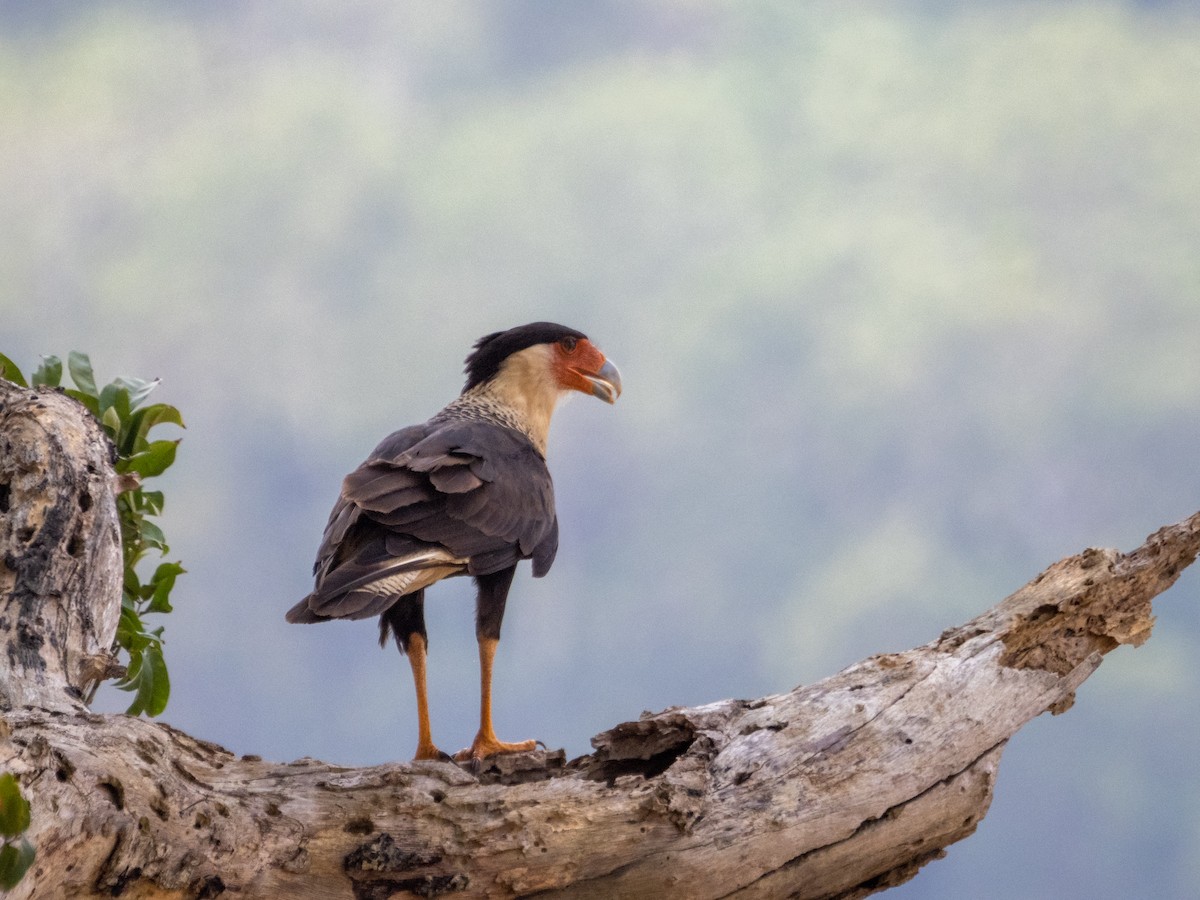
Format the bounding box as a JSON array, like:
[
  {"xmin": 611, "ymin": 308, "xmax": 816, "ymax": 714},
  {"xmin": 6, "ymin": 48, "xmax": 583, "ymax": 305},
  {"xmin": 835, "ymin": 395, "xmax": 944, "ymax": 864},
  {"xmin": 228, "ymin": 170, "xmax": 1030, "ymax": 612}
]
[{"xmin": 2, "ymin": 378, "xmax": 1197, "ymax": 899}]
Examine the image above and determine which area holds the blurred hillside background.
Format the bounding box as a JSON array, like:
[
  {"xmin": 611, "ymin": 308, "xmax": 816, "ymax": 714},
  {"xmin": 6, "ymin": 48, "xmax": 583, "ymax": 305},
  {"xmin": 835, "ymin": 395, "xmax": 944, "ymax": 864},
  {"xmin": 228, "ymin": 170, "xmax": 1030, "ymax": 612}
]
[{"xmin": 3, "ymin": 1, "xmax": 1200, "ymax": 896}]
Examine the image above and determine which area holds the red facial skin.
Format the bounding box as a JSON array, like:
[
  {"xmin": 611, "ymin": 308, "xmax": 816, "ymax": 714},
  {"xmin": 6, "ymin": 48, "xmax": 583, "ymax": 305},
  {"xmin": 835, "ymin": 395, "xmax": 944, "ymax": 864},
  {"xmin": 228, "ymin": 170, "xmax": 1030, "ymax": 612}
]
[{"xmin": 552, "ymin": 337, "xmax": 604, "ymax": 389}]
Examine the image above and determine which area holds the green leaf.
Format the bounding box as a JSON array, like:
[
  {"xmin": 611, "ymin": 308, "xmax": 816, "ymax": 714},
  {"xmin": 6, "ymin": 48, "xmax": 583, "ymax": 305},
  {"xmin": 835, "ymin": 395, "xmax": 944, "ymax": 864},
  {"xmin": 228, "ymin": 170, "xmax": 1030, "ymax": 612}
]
[
  {"xmin": 139, "ymin": 491, "xmax": 164, "ymax": 516},
  {"xmin": 139, "ymin": 518, "xmax": 167, "ymax": 553},
  {"xmin": 0, "ymin": 839, "xmax": 35, "ymax": 890},
  {"xmin": 101, "ymin": 405, "xmax": 122, "ymax": 438},
  {"xmin": 0, "ymin": 774, "xmax": 30, "ymax": 838},
  {"xmin": 119, "ymin": 440, "xmax": 179, "ymax": 478},
  {"xmin": 116, "ymin": 606, "xmax": 153, "ymax": 653},
  {"xmin": 0, "ymin": 354, "xmax": 27, "ymax": 387},
  {"xmin": 67, "ymin": 351, "xmax": 98, "ymax": 398},
  {"xmin": 98, "ymin": 383, "xmax": 132, "ymax": 429},
  {"xmin": 124, "ymin": 643, "xmax": 170, "ymax": 717},
  {"xmin": 32, "ymin": 355, "xmax": 62, "ymax": 388},
  {"xmin": 144, "ymin": 403, "xmax": 185, "ymax": 432},
  {"xmin": 123, "ymin": 568, "xmax": 142, "ymax": 600},
  {"xmin": 120, "ymin": 520, "xmax": 145, "ymax": 572},
  {"xmin": 122, "ymin": 404, "xmax": 185, "ymax": 457},
  {"xmin": 112, "ymin": 375, "xmax": 160, "ymax": 411},
  {"xmin": 114, "ymin": 645, "xmax": 143, "ymax": 689},
  {"xmin": 147, "ymin": 562, "xmax": 185, "ymax": 614}
]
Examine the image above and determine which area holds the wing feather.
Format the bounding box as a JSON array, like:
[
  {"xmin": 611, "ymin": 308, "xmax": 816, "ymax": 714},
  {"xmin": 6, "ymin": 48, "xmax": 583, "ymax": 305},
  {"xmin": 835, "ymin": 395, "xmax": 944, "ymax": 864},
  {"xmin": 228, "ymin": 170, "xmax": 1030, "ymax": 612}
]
[
  {"xmin": 293, "ymin": 417, "xmax": 559, "ymax": 622},
  {"xmin": 428, "ymin": 465, "xmax": 485, "ymax": 493}
]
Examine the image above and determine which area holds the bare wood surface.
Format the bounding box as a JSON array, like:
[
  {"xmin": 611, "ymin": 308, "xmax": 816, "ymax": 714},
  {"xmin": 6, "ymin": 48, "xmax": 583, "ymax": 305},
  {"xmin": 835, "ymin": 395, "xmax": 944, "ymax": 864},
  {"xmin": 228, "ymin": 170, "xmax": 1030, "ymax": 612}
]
[
  {"xmin": 2, "ymin": 378, "xmax": 1198, "ymax": 899},
  {"xmin": 0, "ymin": 380, "xmax": 122, "ymax": 713}
]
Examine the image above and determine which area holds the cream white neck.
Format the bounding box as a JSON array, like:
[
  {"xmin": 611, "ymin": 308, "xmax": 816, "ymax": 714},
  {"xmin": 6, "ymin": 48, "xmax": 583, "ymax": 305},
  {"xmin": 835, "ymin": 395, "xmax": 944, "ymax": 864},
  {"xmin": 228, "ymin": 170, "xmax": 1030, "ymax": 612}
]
[
  {"xmin": 483, "ymin": 344, "xmax": 562, "ymax": 454},
  {"xmin": 451, "ymin": 344, "xmax": 564, "ymax": 455}
]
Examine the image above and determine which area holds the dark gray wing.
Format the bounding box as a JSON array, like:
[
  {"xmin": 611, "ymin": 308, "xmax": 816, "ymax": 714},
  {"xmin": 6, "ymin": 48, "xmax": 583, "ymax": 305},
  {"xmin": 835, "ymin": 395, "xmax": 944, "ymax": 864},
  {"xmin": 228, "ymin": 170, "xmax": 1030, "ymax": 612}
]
[
  {"xmin": 347, "ymin": 420, "xmax": 558, "ymax": 576},
  {"xmin": 287, "ymin": 419, "xmax": 558, "ymax": 623}
]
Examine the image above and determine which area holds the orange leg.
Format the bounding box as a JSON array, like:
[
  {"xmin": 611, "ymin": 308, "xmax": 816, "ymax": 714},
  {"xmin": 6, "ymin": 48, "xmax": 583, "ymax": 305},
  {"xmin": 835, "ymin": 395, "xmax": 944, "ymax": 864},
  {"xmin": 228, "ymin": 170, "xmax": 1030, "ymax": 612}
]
[
  {"xmin": 406, "ymin": 634, "xmax": 446, "ymax": 761},
  {"xmin": 454, "ymin": 636, "xmax": 537, "ymax": 762}
]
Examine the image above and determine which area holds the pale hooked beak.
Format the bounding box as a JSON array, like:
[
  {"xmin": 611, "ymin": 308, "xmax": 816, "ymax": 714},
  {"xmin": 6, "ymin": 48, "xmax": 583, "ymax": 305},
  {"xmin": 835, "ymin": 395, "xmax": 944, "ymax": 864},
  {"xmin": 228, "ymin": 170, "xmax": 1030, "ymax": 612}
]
[{"xmin": 585, "ymin": 359, "xmax": 622, "ymax": 404}]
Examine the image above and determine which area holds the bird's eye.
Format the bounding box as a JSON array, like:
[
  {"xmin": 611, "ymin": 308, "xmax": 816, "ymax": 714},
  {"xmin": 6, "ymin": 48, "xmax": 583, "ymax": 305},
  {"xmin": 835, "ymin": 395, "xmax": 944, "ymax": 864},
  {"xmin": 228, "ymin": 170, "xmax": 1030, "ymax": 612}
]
[{"xmin": 560, "ymin": 336, "xmax": 578, "ymax": 353}]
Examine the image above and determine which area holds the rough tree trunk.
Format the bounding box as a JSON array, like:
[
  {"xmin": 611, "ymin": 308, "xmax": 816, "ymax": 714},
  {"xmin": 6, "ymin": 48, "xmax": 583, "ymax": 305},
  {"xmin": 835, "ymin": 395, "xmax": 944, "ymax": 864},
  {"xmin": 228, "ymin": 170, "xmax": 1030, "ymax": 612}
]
[
  {"xmin": 1, "ymin": 378, "xmax": 1197, "ymax": 899},
  {"xmin": 0, "ymin": 380, "xmax": 122, "ymax": 714}
]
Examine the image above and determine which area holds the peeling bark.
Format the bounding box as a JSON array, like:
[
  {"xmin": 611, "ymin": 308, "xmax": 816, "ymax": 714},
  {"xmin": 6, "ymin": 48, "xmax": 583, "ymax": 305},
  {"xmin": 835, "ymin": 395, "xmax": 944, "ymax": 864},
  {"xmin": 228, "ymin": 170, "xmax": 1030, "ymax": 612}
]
[{"xmin": 1, "ymin": 378, "xmax": 1198, "ymax": 899}]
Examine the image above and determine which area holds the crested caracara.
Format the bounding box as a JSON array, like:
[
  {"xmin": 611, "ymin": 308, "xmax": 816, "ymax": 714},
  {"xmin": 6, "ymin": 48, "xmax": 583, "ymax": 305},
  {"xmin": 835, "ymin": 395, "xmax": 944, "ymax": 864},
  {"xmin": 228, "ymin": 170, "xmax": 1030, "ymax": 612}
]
[{"xmin": 286, "ymin": 322, "xmax": 621, "ymax": 762}]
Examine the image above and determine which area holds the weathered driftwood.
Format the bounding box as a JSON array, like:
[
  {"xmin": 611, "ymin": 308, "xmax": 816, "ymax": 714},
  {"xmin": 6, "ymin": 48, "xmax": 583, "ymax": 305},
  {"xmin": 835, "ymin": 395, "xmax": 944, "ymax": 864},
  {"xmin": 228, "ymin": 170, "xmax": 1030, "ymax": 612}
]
[{"xmin": 1, "ymin": 378, "xmax": 1198, "ymax": 899}]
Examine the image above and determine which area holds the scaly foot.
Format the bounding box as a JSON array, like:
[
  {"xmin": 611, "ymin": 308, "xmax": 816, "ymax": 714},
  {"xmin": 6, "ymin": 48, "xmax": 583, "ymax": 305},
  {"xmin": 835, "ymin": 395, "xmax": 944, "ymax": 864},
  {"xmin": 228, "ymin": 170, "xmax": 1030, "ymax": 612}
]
[
  {"xmin": 453, "ymin": 732, "xmax": 538, "ymax": 764},
  {"xmin": 412, "ymin": 742, "xmax": 452, "ymax": 762}
]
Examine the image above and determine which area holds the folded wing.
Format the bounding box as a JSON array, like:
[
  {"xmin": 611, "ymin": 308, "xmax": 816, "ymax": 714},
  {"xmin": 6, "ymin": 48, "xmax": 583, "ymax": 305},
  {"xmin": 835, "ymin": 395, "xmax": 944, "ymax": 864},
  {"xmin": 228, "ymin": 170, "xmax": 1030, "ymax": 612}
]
[{"xmin": 286, "ymin": 420, "xmax": 558, "ymax": 623}]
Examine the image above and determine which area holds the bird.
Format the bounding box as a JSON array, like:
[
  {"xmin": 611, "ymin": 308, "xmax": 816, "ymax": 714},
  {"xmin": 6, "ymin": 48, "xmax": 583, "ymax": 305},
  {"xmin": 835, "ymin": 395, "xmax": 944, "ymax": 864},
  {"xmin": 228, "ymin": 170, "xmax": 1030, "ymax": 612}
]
[{"xmin": 286, "ymin": 322, "xmax": 621, "ymax": 763}]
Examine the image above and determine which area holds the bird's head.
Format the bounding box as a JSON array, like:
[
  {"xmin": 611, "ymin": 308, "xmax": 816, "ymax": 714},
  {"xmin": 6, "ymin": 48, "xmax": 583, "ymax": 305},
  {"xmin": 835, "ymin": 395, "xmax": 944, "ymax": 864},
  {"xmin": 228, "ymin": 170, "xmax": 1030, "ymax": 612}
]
[
  {"xmin": 462, "ymin": 322, "xmax": 621, "ymax": 452},
  {"xmin": 464, "ymin": 322, "xmax": 622, "ymax": 404}
]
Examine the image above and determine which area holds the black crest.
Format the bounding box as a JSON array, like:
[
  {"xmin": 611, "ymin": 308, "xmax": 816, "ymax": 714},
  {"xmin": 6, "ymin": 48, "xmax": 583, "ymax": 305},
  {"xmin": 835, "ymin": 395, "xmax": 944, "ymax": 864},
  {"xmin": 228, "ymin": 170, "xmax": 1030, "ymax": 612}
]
[{"xmin": 462, "ymin": 322, "xmax": 587, "ymax": 392}]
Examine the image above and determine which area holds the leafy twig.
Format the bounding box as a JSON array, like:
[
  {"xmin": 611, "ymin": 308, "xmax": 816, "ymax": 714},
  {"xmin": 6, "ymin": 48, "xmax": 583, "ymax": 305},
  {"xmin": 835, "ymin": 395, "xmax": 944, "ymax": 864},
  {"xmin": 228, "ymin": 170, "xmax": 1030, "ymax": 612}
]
[{"xmin": 0, "ymin": 351, "xmax": 185, "ymax": 717}]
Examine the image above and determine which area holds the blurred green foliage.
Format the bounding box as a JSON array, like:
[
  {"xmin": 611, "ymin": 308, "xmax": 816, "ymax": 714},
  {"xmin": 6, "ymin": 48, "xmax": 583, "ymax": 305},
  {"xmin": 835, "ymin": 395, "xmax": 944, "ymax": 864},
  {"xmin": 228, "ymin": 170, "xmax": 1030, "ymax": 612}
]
[{"xmin": 0, "ymin": 352, "xmax": 184, "ymax": 717}]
